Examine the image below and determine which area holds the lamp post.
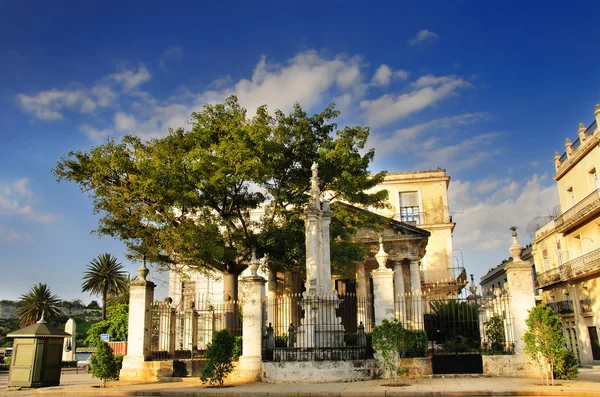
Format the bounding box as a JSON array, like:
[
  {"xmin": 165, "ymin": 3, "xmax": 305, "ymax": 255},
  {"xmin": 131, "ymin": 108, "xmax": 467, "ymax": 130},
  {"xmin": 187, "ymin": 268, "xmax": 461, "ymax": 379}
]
[{"xmin": 453, "ymin": 248, "xmax": 464, "ymax": 268}]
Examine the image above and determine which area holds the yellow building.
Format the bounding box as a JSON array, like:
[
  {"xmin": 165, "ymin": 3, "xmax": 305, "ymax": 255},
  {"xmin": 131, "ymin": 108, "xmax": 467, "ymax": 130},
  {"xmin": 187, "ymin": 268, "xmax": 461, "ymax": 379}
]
[{"xmin": 533, "ymin": 104, "xmax": 600, "ymax": 365}]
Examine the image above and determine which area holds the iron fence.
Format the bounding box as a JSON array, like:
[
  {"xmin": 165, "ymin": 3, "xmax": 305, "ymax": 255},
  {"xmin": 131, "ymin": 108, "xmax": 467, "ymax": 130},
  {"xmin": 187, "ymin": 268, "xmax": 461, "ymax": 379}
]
[
  {"xmin": 150, "ymin": 299, "xmax": 242, "ymax": 360},
  {"xmin": 393, "ymin": 291, "xmax": 514, "ymax": 355},
  {"xmin": 262, "ymin": 293, "xmax": 374, "ymax": 361}
]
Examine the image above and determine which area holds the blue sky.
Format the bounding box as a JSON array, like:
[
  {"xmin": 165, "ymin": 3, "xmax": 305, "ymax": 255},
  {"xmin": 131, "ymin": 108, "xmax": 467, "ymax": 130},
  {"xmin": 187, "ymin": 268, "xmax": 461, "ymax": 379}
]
[{"xmin": 1, "ymin": 1, "xmax": 599, "ymax": 302}]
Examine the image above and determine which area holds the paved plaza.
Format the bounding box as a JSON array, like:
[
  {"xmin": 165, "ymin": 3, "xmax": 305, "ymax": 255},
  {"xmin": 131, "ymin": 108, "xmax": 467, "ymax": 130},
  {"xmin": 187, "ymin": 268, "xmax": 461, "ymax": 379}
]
[{"xmin": 1, "ymin": 368, "xmax": 600, "ymax": 397}]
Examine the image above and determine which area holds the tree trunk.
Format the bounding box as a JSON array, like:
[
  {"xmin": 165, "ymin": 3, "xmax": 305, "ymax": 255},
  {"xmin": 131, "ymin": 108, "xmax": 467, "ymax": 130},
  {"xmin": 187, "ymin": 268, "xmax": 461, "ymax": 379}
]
[
  {"xmin": 223, "ymin": 271, "xmax": 240, "ymax": 333},
  {"xmin": 102, "ymin": 289, "xmax": 107, "ymax": 320}
]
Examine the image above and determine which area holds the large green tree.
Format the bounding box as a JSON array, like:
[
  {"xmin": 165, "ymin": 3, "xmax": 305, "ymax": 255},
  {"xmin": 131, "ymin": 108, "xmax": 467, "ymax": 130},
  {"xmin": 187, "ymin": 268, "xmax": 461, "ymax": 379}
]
[
  {"xmin": 16, "ymin": 283, "xmax": 63, "ymax": 327},
  {"xmin": 82, "ymin": 253, "xmax": 129, "ymax": 320},
  {"xmin": 54, "ymin": 96, "xmax": 388, "ymax": 301}
]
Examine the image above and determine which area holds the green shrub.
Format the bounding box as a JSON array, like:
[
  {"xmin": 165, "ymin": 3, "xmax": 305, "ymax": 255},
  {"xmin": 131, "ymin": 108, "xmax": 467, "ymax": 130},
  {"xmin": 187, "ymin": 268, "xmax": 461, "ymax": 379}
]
[
  {"xmin": 200, "ymin": 329, "xmax": 235, "ymax": 387},
  {"xmin": 4, "ymin": 357, "xmax": 10, "ymax": 367},
  {"xmin": 484, "ymin": 314, "xmax": 506, "ymax": 352},
  {"xmin": 405, "ymin": 329, "xmax": 428, "ymax": 357},
  {"xmin": 114, "ymin": 354, "xmax": 124, "ymax": 371},
  {"xmin": 372, "ymin": 319, "xmax": 409, "ymax": 384},
  {"xmin": 553, "ymin": 349, "xmax": 579, "ymax": 380},
  {"xmin": 274, "ymin": 334, "xmax": 287, "ymax": 348},
  {"xmin": 232, "ymin": 336, "xmax": 242, "ymax": 361},
  {"xmin": 89, "ymin": 342, "xmax": 119, "ymax": 387}
]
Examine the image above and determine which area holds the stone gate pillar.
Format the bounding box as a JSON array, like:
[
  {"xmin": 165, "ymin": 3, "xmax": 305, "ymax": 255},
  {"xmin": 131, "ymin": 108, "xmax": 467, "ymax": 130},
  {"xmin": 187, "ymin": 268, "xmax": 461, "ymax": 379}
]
[
  {"xmin": 505, "ymin": 232, "xmax": 536, "ymax": 354},
  {"xmin": 120, "ymin": 262, "xmax": 158, "ymax": 381},
  {"xmin": 371, "ymin": 238, "xmax": 395, "ymax": 325},
  {"xmin": 239, "ymin": 252, "xmax": 266, "ymax": 381}
]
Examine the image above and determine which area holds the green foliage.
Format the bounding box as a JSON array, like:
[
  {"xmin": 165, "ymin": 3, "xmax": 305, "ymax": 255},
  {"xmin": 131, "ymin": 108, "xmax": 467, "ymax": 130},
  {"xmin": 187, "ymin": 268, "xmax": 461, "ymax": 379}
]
[
  {"xmin": 232, "ymin": 336, "xmax": 242, "ymax": 361},
  {"xmin": 54, "ymin": 96, "xmax": 388, "ymax": 287},
  {"xmin": 16, "ymin": 283, "xmax": 63, "ymax": 327},
  {"xmin": 200, "ymin": 329, "xmax": 235, "ymax": 387},
  {"xmin": 114, "ymin": 354, "xmax": 124, "ymax": 371},
  {"xmin": 85, "ymin": 304, "xmax": 129, "ymax": 347},
  {"xmin": 424, "ymin": 300, "xmax": 480, "ymax": 350},
  {"xmin": 553, "ymin": 348, "xmax": 579, "ymax": 380},
  {"xmin": 3, "ymin": 357, "xmax": 10, "ymax": 367},
  {"xmin": 82, "ymin": 253, "xmax": 129, "ymax": 320},
  {"xmin": 404, "ymin": 329, "xmax": 428, "ymax": 358},
  {"xmin": 523, "ymin": 303, "xmax": 567, "ymax": 386},
  {"xmin": 89, "ymin": 342, "xmax": 119, "ymax": 387},
  {"xmin": 87, "ymin": 301, "xmax": 100, "ymax": 309},
  {"xmin": 484, "ymin": 314, "xmax": 506, "ymax": 352},
  {"xmin": 372, "ymin": 319, "xmax": 409, "ymax": 384}
]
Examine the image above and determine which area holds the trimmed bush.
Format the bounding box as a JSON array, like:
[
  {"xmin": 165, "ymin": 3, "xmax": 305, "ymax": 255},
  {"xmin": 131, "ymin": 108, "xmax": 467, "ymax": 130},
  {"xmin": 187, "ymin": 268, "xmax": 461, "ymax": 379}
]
[
  {"xmin": 405, "ymin": 329, "xmax": 428, "ymax": 357},
  {"xmin": 89, "ymin": 342, "xmax": 119, "ymax": 387},
  {"xmin": 553, "ymin": 348, "xmax": 579, "ymax": 380}
]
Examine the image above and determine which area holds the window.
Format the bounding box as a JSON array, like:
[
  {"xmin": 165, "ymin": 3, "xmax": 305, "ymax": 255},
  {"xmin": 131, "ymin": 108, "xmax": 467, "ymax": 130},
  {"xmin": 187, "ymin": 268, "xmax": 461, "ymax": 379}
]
[{"xmin": 399, "ymin": 191, "xmax": 420, "ymax": 223}]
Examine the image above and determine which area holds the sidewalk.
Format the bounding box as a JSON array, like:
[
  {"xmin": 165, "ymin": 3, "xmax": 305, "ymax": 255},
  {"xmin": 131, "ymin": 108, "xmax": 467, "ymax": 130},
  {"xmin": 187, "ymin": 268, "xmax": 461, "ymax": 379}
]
[{"xmin": 2, "ymin": 368, "xmax": 600, "ymax": 397}]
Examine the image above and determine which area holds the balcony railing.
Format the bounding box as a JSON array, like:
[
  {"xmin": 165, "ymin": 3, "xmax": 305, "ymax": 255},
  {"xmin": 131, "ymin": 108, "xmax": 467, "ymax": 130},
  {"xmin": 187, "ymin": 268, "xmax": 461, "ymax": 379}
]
[
  {"xmin": 579, "ymin": 298, "xmax": 593, "ymax": 315},
  {"xmin": 536, "ymin": 247, "xmax": 600, "ymax": 288},
  {"xmin": 548, "ymin": 300, "xmax": 574, "ymax": 315},
  {"xmin": 393, "ymin": 212, "xmax": 426, "ymax": 225},
  {"xmin": 554, "ymin": 188, "xmax": 600, "ymax": 232},
  {"xmin": 585, "ymin": 120, "xmax": 597, "ymax": 136}
]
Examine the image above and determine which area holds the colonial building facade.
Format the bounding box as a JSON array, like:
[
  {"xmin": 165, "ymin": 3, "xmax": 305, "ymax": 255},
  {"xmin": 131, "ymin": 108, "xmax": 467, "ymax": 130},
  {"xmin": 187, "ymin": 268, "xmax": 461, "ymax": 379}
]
[{"xmin": 533, "ymin": 104, "xmax": 600, "ymax": 365}]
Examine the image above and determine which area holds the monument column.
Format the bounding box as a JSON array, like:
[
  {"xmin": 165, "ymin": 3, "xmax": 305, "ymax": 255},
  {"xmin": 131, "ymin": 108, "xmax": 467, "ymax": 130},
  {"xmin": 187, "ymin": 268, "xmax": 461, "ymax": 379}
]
[
  {"xmin": 239, "ymin": 251, "xmax": 266, "ymax": 381},
  {"xmin": 409, "ymin": 259, "xmax": 423, "ymax": 329},
  {"xmin": 355, "ymin": 261, "xmax": 369, "ymax": 329},
  {"xmin": 393, "ymin": 261, "xmax": 406, "ymax": 326},
  {"xmin": 505, "ymin": 232, "xmax": 536, "ymax": 354},
  {"xmin": 371, "ymin": 238, "xmax": 395, "ymax": 325}
]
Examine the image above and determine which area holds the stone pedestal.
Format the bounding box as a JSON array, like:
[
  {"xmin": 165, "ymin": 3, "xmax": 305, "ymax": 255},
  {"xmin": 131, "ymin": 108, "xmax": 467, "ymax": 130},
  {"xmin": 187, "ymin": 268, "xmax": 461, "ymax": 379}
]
[
  {"xmin": 372, "ymin": 238, "xmax": 394, "ymax": 325},
  {"xmin": 120, "ymin": 264, "xmax": 156, "ymax": 382},
  {"xmin": 239, "ymin": 272, "xmax": 266, "ymax": 381},
  {"xmin": 505, "ymin": 235, "xmax": 536, "ymax": 355}
]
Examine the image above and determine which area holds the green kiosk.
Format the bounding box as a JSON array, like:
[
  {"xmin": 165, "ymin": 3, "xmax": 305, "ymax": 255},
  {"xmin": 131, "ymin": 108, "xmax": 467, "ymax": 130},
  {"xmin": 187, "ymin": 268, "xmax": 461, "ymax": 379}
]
[{"xmin": 7, "ymin": 316, "xmax": 70, "ymax": 388}]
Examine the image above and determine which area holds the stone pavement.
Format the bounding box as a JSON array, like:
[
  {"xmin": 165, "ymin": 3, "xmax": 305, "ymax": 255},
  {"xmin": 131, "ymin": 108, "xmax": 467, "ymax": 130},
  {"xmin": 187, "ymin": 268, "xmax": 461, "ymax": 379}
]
[{"xmin": 1, "ymin": 368, "xmax": 599, "ymax": 397}]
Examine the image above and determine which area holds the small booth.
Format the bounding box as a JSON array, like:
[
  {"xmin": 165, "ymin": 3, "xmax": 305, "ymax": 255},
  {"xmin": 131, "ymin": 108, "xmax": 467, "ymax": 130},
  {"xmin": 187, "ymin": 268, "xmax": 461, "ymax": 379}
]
[{"xmin": 7, "ymin": 316, "xmax": 70, "ymax": 388}]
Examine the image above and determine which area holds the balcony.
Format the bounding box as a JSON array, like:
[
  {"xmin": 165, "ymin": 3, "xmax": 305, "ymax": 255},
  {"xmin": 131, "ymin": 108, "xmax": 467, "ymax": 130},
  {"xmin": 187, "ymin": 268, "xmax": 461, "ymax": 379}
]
[
  {"xmin": 554, "ymin": 188, "xmax": 600, "ymax": 233},
  {"xmin": 420, "ymin": 266, "xmax": 466, "ymax": 284},
  {"xmin": 579, "ymin": 298, "xmax": 593, "ymax": 316},
  {"xmin": 393, "ymin": 211, "xmax": 426, "ymax": 225},
  {"xmin": 536, "ymin": 247, "xmax": 600, "ymax": 288},
  {"xmin": 548, "ymin": 300, "xmax": 574, "ymax": 315}
]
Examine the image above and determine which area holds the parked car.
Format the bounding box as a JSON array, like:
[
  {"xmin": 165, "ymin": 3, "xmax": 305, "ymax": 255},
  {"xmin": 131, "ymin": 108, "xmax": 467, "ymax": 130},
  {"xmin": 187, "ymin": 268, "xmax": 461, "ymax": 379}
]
[{"xmin": 77, "ymin": 360, "xmax": 90, "ymax": 372}]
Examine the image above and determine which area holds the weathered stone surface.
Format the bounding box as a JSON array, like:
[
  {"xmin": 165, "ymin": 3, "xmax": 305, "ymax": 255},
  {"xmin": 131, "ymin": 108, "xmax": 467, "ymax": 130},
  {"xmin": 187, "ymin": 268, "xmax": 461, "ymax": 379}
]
[
  {"xmin": 482, "ymin": 355, "xmax": 543, "ymax": 378},
  {"xmin": 262, "ymin": 360, "xmax": 377, "ymax": 383}
]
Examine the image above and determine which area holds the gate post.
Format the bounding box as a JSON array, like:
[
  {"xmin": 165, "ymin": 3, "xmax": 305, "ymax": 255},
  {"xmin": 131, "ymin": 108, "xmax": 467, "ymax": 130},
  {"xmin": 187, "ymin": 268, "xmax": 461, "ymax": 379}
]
[
  {"xmin": 371, "ymin": 238, "xmax": 395, "ymax": 325},
  {"xmin": 505, "ymin": 232, "xmax": 536, "ymax": 355},
  {"xmin": 238, "ymin": 252, "xmax": 266, "ymax": 381},
  {"xmin": 120, "ymin": 262, "xmax": 156, "ymax": 381}
]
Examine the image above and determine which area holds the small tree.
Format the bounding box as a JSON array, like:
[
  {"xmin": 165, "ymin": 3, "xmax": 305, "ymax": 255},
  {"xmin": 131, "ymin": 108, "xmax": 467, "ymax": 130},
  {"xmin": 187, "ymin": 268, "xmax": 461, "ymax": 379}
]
[
  {"xmin": 85, "ymin": 304, "xmax": 129, "ymax": 347},
  {"xmin": 372, "ymin": 319, "xmax": 409, "ymax": 384},
  {"xmin": 484, "ymin": 314, "xmax": 506, "ymax": 352},
  {"xmin": 200, "ymin": 329, "xmax": 235, "ymax": 387},
  {"xmin": 523, "ymin": 303, "xmax": 566, "ymax": 386},
  {"xmin": 89, "ymin": 341, "xmax": 119, "ymax": 387}
]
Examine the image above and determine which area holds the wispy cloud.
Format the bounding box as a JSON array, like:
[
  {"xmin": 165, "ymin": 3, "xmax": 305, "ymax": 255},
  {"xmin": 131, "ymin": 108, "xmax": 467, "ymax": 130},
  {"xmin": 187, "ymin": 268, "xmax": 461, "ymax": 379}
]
[
  {"xmin": 0, "ymin": 227, "xmax": 31, "ymax": 242},
  {"xmin": 409, "ymin": 29, "xmax": 439, "ymax": 46},
  {"xmin": 160, "ymin": 46, "xmax": 183, "ymax": 70},
  {"xmin": 360, "ymin": 75, "xmax": 471, "ymax": 127},
  {"xmin": 416, "ymin": 132, "xmax": 500, "ymax": 171},
  {"xmin": 0, "ymin": 178, "xmax": 54, "ymax": 222}
]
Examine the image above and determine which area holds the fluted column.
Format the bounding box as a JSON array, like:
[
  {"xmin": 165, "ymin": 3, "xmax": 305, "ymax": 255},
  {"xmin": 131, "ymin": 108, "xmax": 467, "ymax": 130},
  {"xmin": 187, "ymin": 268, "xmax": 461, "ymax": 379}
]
[
  {"xmin": 355, "ymin": 261, "xmax": 369, "ymax": 329},
  {"xmin": 393, "ymin": 261, "xmax": 406, "ymax": 326},
  {"xmin": 409, "ymin": 259, "xmax": 423, "ymax": 329}
]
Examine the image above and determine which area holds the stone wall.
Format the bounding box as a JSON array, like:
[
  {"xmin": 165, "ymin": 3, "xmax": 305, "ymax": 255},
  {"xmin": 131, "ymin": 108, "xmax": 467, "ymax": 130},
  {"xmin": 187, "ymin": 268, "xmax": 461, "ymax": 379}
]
[
  {"xmin": 482, "ymin": 355, "xmax": 544, "ymax": 378},
  {"xmin": 262, "ymin": 360, "xmax": 377, "ymax": 383}
]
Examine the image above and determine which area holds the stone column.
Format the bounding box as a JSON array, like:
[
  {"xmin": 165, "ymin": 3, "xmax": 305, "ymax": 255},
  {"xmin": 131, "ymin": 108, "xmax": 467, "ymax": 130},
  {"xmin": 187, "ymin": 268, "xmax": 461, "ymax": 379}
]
[
  {"xmin": 371, "ymin": 238, "xmax": 395, "ymax": 326},
  {"xmin": 505, "ymin": 233, "xmax": 536, "ymax": 355},
  {"xmin": 355, "ymin": 261, "xmax": 369, "ymax": 328},
  {"xmin": 238, "ymin": 254, "xmax": 266, "ymax": 381},
  {"xmin": 62, "ymin": 318, "xmax": 76, "ymax": 362},
  {"xmin": 393, "ymin": 261, "xmax": 406, "ymax": 326},
  {"xmin": 120, "ymin": 262, "xmax": 156, "ymax": 381},
  {"xmin": 409, "ymin": 259, "xmax": 423, "ymax": 329}
]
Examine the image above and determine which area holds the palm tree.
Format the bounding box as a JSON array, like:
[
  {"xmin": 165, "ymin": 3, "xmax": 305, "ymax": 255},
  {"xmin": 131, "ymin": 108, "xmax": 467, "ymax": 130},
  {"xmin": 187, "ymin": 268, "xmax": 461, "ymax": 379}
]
[
  {"xmin": 16, "ymin": 283, "xmax": 63, "ymax": 327},
  {"xmin": 106, "ymin": 274, "xmax": 138, "ymax": 307},
  {"xmin": 82, "ymin": 253, "xmax": 128, "ymax": 320}
]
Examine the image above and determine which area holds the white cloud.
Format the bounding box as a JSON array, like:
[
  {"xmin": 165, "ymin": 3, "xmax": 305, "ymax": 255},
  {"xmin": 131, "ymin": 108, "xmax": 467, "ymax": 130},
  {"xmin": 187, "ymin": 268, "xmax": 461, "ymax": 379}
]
[
  {"xmin": 114, "ymin": 112, "xmax": 137, "ymax": 131},
  {"xmin": 417, "ymin": 132, "xmax": 499, "ymax": 171},
  {"xmin": 368, "ymin": 113, "xmax": 488, "ymax": 156},
  {"xmin": 0, "ymin": 227, "xmax": 30, "ymax": 242},
  {"xmin": 409, "ymin": 29, "xmax": 440, "ymax": 46},
  {"xmin": 109, "ymin": 65, "xmax": 151, "ymax": 91},
  {"xmin": 371, "ymin": 64, "xmax": 409, "ymax": 87},
  {"xmin": 360, "ymin": 75, "xmax": 470, "ymax": 127},
  {"xmin": 79, "ymin": 124, "xmax": 114, "ymax": 141},
  {"xmin": 450, "ymin": 174, "xmax": 558, "ymax": 253},
  {"xmin": 0, "ymin": 179, "xmax": 54, "ymax": 222},
  {"xmin": 160, "ymin": 46, "xmax": 183, "ymax": 70}
]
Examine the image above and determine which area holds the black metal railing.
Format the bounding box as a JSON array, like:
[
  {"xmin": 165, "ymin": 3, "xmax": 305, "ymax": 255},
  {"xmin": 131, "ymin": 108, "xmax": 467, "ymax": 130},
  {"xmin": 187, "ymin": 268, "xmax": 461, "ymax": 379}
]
[
  {"xmin": 262, "ymin": 293, "xmax": 374, "ymax": 361},
  {"xmin": 537, "ymin": 247, "xmax": 600, "ymax": 288},
  {"xmin": 394, "ymin": 292, "xmax": 514, "ymax": 355},
  {"xmin": 580, "ymin": 298, "xmax": 593, "ymax": 315},
  {"xmin": 548, "ymin": 300, "xmax": 574, "ymax": 315},
  {"xmin": 585, "ymin": 120, "xmax": 597, "ymax": 136},
  {"xmin": 554, "ymin": 188, "xmax": 600, "ymax": 232}
]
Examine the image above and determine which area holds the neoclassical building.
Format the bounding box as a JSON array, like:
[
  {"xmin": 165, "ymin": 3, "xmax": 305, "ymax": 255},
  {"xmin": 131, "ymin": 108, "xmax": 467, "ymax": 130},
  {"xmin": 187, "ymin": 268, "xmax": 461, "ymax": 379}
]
[
  {"xmin": 533, "ymin": 104, "xmax": 600, "ymax": 365},
  {"xmin": 167, "ymin": 168, "xmax": 462, "ymax": 339}
]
